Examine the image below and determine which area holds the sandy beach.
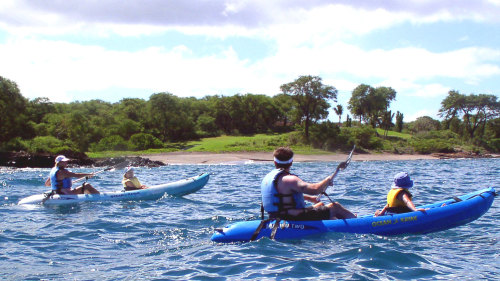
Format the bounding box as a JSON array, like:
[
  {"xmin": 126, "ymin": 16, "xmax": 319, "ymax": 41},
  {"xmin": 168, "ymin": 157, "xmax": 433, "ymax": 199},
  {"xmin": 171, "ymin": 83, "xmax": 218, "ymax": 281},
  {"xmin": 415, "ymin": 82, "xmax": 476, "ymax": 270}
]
[{"xmin": 143, "ymin": 151, "xmax": 440, "ymax": 165}]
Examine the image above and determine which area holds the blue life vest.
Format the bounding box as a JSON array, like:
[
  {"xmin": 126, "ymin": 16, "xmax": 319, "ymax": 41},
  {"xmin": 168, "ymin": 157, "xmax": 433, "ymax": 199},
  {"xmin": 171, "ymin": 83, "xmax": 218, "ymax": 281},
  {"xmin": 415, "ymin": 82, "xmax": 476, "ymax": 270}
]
[
  {"xmin": 50, "ymin": 167, "xmax": 72, "ymax": 191},
  {"xmin": 261, "ymin": 169, "xmax": 305, "ymax": 214}
]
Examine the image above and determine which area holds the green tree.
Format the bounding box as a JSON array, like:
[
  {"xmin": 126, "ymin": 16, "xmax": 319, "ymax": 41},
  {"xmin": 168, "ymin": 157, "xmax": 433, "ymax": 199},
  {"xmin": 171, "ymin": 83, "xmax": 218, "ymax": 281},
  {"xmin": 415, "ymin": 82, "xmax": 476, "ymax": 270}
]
[
  {"xmin": 409, "ymin": 116, "xmax": 441, "ymax": 134},
  {"xmin": 395, "ymin": 111, "xmax": 404, "ymax": 132},
  {"xmin": 146, "ymin": 93, "xmax": 196, "ymax": 142},
  {"xmin": 380, "ymin": 110, "xmax": 394, "ymax": 137},
  {"xmin": 439, "ymin": 90, "xmax": 500, "ymax": 139},
  {"xmin": 0, "ymin": 76, "xmax": 29, "ymax": 145},
  {"xmin": 334, "ymin": 104, "xmax": 343, "ymax": 124},
  {"xmin": 280, "ymin": 75, "xmax": 337, "ymax": 139},
  {"xmin": 348, "ymin": 84, "xmax": 396, "ymax": 127},
  {"xmin": 273, "ymin": 93, "xmax": 295, "ymax": 128}
]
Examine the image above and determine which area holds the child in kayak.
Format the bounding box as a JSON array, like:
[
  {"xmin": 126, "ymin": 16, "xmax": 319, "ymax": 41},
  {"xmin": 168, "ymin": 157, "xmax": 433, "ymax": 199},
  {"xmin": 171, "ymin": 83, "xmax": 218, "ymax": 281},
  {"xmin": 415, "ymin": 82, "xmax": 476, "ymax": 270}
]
[
  {"xmin": 122, "ymin": 167, "xmax": 148, "ymax": 191},
  {"xmin": 375, "ymin": 172, "xmax": 425, "ymax": 216}
]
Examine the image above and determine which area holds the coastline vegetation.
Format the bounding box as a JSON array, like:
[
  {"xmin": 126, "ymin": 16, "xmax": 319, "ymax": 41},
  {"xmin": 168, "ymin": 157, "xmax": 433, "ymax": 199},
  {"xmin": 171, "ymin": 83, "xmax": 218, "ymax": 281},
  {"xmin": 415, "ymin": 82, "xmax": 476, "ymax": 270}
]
[{"xmin": 1, "ymin": 75, "xmax": 499, "ymax": 160}]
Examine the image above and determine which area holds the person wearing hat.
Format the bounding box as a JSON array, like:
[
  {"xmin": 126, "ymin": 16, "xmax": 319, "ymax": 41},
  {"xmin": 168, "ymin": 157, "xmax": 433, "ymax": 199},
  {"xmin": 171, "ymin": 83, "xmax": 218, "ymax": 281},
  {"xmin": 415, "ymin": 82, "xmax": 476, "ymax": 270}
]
[
  {"xmin": 44, "ymin": 155, "xmax": 100, "ymax": 195},
  {"xmin": 374, "ymin": 172, "xmax": 425, "ymax": 216},
  {"xmin": 122, "ymin": 167, "xmax": 148, "ymax": 191},
  {"xmin": 261, "ymin": 146, "xmax": 356, "ymax": 221}
]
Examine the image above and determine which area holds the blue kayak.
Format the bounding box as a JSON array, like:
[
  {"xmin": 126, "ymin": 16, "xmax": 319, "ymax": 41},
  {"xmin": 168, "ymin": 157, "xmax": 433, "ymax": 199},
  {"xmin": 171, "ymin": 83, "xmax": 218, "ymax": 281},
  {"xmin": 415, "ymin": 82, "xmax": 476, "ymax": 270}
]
[{"xmin": 211, "ymin": 187, "xmax": 496, "ymax": 243}]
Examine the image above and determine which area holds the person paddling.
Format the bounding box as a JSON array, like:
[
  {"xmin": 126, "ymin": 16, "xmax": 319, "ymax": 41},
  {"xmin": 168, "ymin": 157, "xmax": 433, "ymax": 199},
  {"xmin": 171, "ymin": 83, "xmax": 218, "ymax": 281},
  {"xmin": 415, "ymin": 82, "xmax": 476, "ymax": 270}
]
[
  {"xmin": 44, "ymin": 155, "xmax": 100, "ymax": 195},
  {"xmin": 374, "ymin": 172, "xmax": 425, "ymax": 216},
  {"xmin": 122, "ymin": 167, "xmax": 148, "ymax": 191},
  {"xmin": 261, "ymin": 147, "xmax": 356, "ymax": 220}
]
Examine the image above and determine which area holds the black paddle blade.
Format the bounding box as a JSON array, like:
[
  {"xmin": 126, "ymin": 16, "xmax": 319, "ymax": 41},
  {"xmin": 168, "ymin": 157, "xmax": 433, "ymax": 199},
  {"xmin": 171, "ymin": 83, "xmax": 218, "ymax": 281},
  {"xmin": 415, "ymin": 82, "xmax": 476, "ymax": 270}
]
[{"xmin": 339, "ymin": 145, "xmax": 355, "ymax": 170}]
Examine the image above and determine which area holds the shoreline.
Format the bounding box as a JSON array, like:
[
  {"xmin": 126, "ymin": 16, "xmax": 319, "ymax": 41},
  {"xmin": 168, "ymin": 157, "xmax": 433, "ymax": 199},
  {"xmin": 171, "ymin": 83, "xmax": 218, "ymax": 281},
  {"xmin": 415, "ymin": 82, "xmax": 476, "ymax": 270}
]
[{"xmin": 143, "ymin": 151, "xmax": 443, "ymax": 165}]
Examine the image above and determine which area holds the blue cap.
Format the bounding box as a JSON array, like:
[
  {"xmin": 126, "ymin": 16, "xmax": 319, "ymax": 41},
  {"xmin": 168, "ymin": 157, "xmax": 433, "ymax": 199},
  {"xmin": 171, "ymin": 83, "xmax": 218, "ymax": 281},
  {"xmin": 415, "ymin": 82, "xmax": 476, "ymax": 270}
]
[{"xmin": 392, "ymin": 172, "xmax": 413, "ymax": 188}]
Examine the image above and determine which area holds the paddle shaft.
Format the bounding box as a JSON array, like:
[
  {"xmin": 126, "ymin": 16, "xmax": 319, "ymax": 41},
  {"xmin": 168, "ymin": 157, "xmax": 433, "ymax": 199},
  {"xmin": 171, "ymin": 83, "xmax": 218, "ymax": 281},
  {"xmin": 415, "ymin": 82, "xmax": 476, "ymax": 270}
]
[
  {"xmin": 72, "ymin": 160, "xmax": 129, "ymax": 184},
  {"xmin": 316, "ymin": 146, "xmax": 355, "ymax": 201}
]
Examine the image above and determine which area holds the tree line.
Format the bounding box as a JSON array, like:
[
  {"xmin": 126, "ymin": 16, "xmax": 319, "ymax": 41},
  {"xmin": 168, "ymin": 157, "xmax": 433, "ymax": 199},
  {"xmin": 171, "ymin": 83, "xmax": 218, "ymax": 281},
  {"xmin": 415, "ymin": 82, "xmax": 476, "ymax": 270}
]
[{"xmin": 1, "ymin": 75, "xmax": 499, "ymax": 155}]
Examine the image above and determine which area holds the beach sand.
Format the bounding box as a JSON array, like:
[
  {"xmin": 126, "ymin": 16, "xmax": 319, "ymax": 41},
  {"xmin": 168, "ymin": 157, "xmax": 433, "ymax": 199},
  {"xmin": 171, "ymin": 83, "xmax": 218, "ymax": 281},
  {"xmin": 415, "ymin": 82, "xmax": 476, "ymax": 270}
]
[{"xmin": 143, "ymin": 151, "xmax": 440, "ymax": 165}]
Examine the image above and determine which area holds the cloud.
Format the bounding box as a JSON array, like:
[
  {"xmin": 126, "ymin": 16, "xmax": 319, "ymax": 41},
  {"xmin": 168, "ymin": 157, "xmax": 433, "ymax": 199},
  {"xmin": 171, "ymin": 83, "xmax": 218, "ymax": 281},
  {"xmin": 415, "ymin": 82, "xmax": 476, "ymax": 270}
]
[
  {"xmin": 1, "ymin": 0, "xmax": 499, "ymax": 110},
  {"xmin": 2, "ymin": 1, "xmax": 500, "ymax": 37}
]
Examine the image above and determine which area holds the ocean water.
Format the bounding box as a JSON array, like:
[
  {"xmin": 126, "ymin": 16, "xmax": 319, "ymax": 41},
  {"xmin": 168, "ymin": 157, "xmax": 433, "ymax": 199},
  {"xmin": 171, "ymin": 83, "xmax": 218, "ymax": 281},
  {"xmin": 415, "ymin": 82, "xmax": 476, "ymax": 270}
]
[{"xmin": 0, "ymin": 158, "xmax": 498, "ymax": 280}]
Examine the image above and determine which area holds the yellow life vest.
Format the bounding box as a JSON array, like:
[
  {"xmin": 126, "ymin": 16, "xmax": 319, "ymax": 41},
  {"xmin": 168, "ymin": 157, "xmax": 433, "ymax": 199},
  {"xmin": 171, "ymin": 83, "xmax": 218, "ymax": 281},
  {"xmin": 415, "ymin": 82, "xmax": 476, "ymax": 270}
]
[
  {"xmin": 386, "ymin": 188, "xmax": 412, "ymax": 207},
  {"xmin": 122, "ymin": 177, "xmax": 142, "ymax": 189}
]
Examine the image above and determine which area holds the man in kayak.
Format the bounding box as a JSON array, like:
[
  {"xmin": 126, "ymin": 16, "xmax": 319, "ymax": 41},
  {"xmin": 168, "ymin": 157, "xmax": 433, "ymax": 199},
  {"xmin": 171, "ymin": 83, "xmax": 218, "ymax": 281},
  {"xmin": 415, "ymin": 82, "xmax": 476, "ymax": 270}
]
[
  {"xmin": 122, "ymin": 167, "xmax": 148, "ymax": 191},
  {"xmin": 374, "ymin": 172, "xmax": 425, "ymax": 216},
  {"xmin": 261, "ymin": 147, "xmax": 356, "ymax": 220},
  {"xmin": 44, "ymin": 155, "xmax": 100, "ymax": 194}
]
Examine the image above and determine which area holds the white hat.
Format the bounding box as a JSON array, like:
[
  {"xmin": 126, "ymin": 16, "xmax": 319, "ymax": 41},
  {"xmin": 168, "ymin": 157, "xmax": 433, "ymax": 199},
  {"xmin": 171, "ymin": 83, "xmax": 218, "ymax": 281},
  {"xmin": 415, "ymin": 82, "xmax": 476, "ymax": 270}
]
[
  {"xmin": 55, "ymin": 155, "xmax": 70, "ymax": 163},
  {"xmin": 125, "ymin": 166, "xmax": 134, "ymax": 173}
]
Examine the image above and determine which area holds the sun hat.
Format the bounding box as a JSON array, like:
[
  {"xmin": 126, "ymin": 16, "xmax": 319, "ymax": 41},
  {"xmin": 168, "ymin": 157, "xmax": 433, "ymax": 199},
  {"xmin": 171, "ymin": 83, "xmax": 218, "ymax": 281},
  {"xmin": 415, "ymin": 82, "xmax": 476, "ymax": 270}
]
[
  {"xmin": 55, "ymin": 155, "xmax": 70, "ymax": 163},
  {"xmin": 125, "ymin": 166, "xmax": 134, "ymax": 173},
  {"xmin": 392, "ymin": 172, "xmax": 413, "ymax": 188}
]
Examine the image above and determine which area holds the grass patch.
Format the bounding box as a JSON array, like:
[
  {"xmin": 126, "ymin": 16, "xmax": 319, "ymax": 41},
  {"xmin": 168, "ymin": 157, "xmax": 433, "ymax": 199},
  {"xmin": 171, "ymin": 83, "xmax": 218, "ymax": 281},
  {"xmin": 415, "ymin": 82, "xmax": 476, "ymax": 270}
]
[
  {"xmin": 87, "ymin": 133, "xmax": 333, "ymax": 158},
  {"xmin": 376, "ymin": 128, "xmax": 412, "ymax": 140}
]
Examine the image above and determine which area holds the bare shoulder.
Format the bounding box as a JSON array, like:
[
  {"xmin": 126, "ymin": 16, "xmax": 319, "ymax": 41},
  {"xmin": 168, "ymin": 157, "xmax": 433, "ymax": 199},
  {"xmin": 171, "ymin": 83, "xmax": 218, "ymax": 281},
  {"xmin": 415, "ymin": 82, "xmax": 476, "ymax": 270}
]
[{"xmin": 281, "ymin": 174, "xmax": 300, "ymax": 183}]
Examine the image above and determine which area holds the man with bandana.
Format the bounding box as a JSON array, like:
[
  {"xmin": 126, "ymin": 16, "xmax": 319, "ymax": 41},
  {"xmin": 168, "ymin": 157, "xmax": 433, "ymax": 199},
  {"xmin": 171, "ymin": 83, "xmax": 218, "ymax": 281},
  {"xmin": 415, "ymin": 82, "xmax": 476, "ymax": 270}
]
[{"xmin": 261, "ymin": 147, "xmax": 356, "ymax": 220}]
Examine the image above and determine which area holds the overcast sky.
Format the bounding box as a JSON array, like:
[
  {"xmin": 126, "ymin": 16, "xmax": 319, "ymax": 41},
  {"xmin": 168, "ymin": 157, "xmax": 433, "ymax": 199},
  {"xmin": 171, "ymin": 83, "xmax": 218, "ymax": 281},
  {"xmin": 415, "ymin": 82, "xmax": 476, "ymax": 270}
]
[{"xmin": 1, "ymin": 0, "xmax": 499, "ymax": 121}]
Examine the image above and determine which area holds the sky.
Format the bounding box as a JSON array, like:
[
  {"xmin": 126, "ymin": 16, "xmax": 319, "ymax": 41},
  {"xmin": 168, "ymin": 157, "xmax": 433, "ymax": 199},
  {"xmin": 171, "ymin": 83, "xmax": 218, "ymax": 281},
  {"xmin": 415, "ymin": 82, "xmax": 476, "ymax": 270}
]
[{"xmin": 1, "ymin": 1, "xmax": 500, "ymax": 122}]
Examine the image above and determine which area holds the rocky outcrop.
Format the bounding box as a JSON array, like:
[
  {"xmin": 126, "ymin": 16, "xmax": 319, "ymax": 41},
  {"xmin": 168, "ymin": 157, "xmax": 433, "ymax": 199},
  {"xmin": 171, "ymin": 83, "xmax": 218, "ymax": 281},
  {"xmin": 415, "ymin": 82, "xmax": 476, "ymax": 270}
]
[{"xmin": 0, "ymin": 152, "xmax": 165, "ymax": 168}]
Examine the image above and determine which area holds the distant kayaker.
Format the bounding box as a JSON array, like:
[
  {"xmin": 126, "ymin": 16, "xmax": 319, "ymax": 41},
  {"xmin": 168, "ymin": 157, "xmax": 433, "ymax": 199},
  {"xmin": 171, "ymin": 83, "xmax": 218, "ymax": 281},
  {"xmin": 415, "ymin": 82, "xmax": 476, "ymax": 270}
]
[
  {"xmin": 44, "ymin": 155, "xmax": 100, "ymax": 194},
  {"xmin": 374, "ymin": 172, "xmax": 425, "ymax": 216},
  {"xmin": 122, "ymin": 167, "xmax": 148, "ymax": 191},
  {"xmin": 261, "ymin": 147, "xmax": 357, "ymax": 220}
]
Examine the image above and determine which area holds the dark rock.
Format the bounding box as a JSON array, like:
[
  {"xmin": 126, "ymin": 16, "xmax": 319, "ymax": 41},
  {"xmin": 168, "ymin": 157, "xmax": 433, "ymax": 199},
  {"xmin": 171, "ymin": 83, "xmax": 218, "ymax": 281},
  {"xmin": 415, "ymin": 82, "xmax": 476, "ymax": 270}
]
[
  {"xmin": 0, "ymin": 152, "xmax": 164, "ymax": 168},
  {"xmin": 91, "ymin": 156, "xmax": 165, "ymax": 168}
]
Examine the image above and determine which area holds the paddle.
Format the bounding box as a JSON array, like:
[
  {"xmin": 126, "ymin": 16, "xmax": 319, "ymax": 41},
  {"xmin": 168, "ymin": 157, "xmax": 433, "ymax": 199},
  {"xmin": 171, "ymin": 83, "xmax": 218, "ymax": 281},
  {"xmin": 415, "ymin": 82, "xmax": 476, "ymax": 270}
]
[
  {"xmin": 72, "ymin": 160, "xmax": 129, "ymax": 184},
  {"xmin": 316, "ymin": 145, "xmax": 355, "ymax": 202}
]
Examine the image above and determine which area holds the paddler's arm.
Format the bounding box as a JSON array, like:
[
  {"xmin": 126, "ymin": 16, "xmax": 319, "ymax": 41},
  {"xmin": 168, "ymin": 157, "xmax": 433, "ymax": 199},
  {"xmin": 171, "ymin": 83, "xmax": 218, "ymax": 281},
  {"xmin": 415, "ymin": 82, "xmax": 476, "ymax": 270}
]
[
  {"xmin": 375, "ymin": 204, "xmax": 389, "ymax": 217},
  {"xmin": 45, "ymin": 178, "xmax": 51, "ymax": 187},
  {"xmin": 401, "ymin": 193, "xmax": 426, "ymax": 212},
  {"xmin": 284, "ymin": 174, "xmax": 334, "ymax": 196},
  {"xmin": 59, "ymin": 169, "xmax": 94, "ymax": 179}
]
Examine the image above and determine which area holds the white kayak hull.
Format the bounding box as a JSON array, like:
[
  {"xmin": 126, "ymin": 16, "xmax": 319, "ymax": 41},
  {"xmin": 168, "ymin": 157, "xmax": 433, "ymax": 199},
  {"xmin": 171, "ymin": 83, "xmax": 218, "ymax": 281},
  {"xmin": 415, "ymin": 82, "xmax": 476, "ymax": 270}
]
[{"xmin": 18, "ymin": 173, "xmax": 210, "ymax": 205}]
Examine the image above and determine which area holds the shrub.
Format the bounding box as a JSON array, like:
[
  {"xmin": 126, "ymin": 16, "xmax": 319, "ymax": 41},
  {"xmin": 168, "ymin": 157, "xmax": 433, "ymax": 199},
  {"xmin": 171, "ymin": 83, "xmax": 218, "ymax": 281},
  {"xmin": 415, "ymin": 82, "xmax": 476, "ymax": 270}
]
[
  {"xmin": 1, "ymin": 137, "xmax": 26, "ymax": 151},
  {"xmin": 486, "ymin": 138, "xmax": 500, "ymax": 152},
  {"xmin": 343, "ymin": 126, "xmax": 382, "ymax": 150},
  {"xmin": 196, "ymin": 114, "xmax": 220, "ymax": 137},
  {"xmin": 410, "ymin": 139, "xmax": 455, "ymax": 154},
  {"xmin": 309, "ymin": 121, "xmax": 341, "ymax": 150},
  {"xmin": 25, "ymin": 136, "xmax": 62, "ymax": 153},
  {"xmin": 91, "ymin": 135, "xmax": 129, "ymax": 151},
  {"xmin": 129, "ymin": 133, "xmax": 164, "ymax": 151}
]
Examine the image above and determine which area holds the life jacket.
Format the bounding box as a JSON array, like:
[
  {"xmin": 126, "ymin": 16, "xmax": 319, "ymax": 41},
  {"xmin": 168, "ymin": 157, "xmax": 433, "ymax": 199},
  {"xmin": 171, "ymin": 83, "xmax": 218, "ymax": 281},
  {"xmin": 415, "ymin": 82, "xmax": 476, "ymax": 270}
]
[
  {"xmin": 261, "ymin": 169, "xmax": 305, "ymax": 216},
  {"xmin": 387, "ymin": 188, "xmax": 412, "ymax": 208},
  {"xmin": 50, "ymin": 166, "xmax": 72, "ymax": 191},
  {"xmin": 122, "ymin": 177, "xmax": 141, "ymax": 189}
]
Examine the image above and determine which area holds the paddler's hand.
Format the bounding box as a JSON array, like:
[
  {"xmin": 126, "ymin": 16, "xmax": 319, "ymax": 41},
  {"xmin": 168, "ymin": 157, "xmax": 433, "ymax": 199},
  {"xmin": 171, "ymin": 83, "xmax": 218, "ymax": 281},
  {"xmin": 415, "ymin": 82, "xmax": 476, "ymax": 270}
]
[{"xmin": 327, "ymin": 175, "xmax": 334, "ymax": 186}]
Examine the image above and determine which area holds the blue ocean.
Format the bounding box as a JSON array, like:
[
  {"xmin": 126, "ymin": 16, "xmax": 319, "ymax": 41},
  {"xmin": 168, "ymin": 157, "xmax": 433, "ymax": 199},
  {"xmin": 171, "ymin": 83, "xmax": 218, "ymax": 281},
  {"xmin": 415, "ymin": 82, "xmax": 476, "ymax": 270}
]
[{"xmin": 1, "ymin": 158, "xmax": 499, "ymax": 280}]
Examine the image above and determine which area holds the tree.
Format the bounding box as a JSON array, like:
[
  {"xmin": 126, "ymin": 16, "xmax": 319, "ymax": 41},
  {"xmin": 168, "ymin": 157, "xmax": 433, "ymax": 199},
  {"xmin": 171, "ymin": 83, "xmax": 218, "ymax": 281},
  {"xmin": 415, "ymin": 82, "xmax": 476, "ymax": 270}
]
[
  {"xmin": 409, "ymin": 116, "xmax": 440, "ymax": 134},
  {"xmin": 439, "ymin": 90, "xmax": 500, "ymax": 139},
  {"xmin": 280, "ymin": 75, "xmax": 337, "ymax": 139},
  {"xmin": 0, "ymin": 76, "xmax": 29, "ymax": 145},
  {"xmin": 348, "ymin": 84, "xmax": 396, "ymax": 127},
  {"xmin": 334, "ymin": 104, "xmax": 343, "ymax": 124},
  {"xmin": 395, "ymin": 111, "xmax": 404, "ymax": 132},
  {"xmin": 273, "ymin": 93, "xmax": 295, "ymax": 128},
  {"xmin": 146, "ymin": 93, "xmax": 196, "ymax": 142},
  {"xmin": 380, "ymin": 110, "xmax": 394, "ymax": 137}
]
